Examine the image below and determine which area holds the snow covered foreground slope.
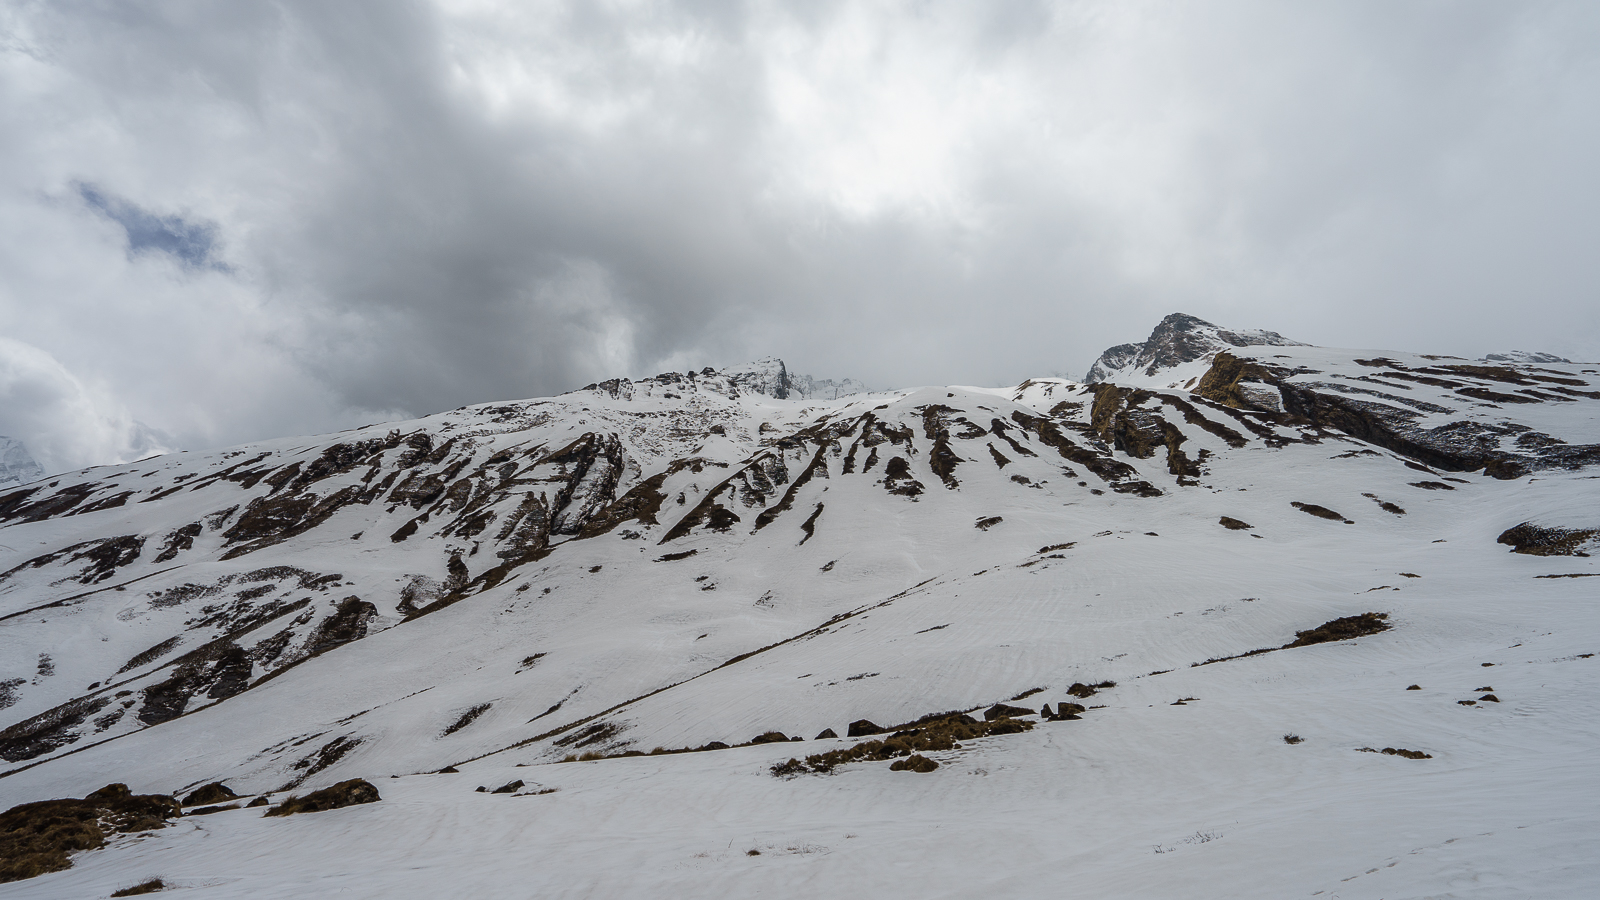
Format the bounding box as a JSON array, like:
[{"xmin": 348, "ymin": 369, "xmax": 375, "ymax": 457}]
[{"xmin": 2, "ymin": 337, "xmax": 1599, "ymax": 897}]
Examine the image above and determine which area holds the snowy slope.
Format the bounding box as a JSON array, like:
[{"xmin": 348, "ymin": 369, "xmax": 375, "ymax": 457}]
[{"xmin": 1, "ymin": 336, "xmax": 1598, "ymax": 898}]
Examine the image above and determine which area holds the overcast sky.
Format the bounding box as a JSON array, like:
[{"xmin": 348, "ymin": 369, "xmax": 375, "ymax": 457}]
[{"xmin": 3, "ymin": 1, "xmax": 1598, "ymax": 474}]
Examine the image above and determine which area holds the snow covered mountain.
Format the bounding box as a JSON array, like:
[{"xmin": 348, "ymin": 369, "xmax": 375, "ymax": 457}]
[
  {"xmin": 0, "ymin": 437, "xmax": 44, "ymax": 489},
  {"xmin": 719, "ymin": 356, "xmax": 868, "ymax": 401},
  {"xmin": 1084, "ymin": 312, "xmax": 1307, "ymax": 386},
  {"xmin": 2, "ymin": 332, "xmax": 1598, "ymax": 898},
  {"xmin": 1482, "ymin": 350, "xmax": 1573, "ymax": 364}
]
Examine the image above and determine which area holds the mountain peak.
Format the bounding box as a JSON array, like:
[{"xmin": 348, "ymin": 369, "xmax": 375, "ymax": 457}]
[
  {"xmin": 0, "ymin": 436, "xmax": 45, "ymax": 488},
  {"xmin": 1085, "ymin": 312, "xmax": 1307, "ymax": 385}
]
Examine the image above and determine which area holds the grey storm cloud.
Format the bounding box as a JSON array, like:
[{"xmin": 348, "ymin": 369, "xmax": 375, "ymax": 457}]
[{"xmin": 1, "ymin": 1, "xmax": 1599, "ymax": 473}]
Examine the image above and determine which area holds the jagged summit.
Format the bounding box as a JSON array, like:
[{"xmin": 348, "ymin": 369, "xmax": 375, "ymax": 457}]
[
  {"xmin": 579, "ymin": 357, "xmax": 865, "ymax": 402},
  {"xmin": 0, "ymin": 437, "xmax": 44, "ymax": 488},
  {"xmin": 1085, "ymin": 313, "xmax": 1307, "ymax": 386},
  {"xmin": 724, "ymin": 357, "xmax": 867, "ymax": 401}
]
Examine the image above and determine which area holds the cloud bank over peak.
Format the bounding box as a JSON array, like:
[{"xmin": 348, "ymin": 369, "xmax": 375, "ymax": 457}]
[
  {"xmin": 1, "ymin": 1, "xmax": 1598, "ymax": 472},
  {"xmin": 0, "ymin": 336, "xmax": 169, "ymax": 475}
]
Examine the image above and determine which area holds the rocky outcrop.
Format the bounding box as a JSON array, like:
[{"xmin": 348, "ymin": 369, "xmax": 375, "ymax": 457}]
[
  {"xmin": 0, "ymin": 695, "xmax": 112, "ymax": 762},
  {"xmin": 1086, "ymin": 313, "xmax": 1306, "ymax": 384},
  {"xmin": 263, "ymin": 778, "xmax": 381, "ymax": 816},
  {"xmin": 582, "ymin": 358, "xmax": 865, "ymax": 403},
  {"xmin": 1194, "ymin": 351, "xmax": 1600, "ymax": 479},
  {"xmin": 0, "ymin": 783, "xmax": 180, "ymax": 884},
  {"xmin": 1482, "ymin": 351, "xmax": 1572, "ymax": 364}
]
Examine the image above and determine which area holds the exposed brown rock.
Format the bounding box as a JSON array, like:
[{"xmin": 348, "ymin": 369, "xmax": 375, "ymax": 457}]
[{"xmin": 263, "ymin": 778, "xmax": 381, "ymax": 816}]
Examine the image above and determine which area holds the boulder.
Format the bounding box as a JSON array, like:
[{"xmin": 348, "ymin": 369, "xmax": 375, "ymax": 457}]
[
  {"xmin": 181, "ymin": 782, "xmax": 239, "ymax": 807},
  {"xmin": 263, "ymin": 779, "xmax": 381, "ymax": 817},
  {"xmin": 889, "ymin": 755, "xmax": 939, "ymax": 773},
  {"xmin": 847, "ymin": 720, "xmax": 884, "ymax": 737},
  {"xmin": 982, "ymin": 704, "xmax": 1035, "ymax": 721}
]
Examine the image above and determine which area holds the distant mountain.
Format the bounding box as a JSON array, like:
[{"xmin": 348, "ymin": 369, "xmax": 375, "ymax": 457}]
[
  {"xmin": 580, "ymin": 357, "xmax": 866, "ymax": 403},
  {"xmin": 0, "ymin": 437, "xmax": 44, "ymax": 488},
  {"xmin": 723, "ymin": 357, "xmax": 868, "ymax": 401},
  {"xmin": 1482, "ymin": 350, "xmax": 1572, "ymax": 364},
  {"xmin": 1084, "ymin": 312, "xmax": 1307, "ymax": 386}
]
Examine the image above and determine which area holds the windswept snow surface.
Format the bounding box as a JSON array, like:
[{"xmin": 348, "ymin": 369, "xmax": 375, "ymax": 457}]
[{"xmin": 1, "ymin": 349, "xmax": 1598, "ymax": 898}]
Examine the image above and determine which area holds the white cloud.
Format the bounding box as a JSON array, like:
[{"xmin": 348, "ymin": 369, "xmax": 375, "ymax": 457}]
[
  {"xmin": 1, "ymin": 0, "xmax": 1597, "ymax": 469},
  {"xmin": 0, "ymin": 336, "xmax": 167, "ymax": 474}
]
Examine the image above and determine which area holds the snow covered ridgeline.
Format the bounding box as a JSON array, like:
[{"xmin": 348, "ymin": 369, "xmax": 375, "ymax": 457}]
[
  {"xmin": 579, "ymin": 356, "xmax": 866, "ymax": 402},
  {"xmin": 0, "ymin": 329, "xmax": 1598, "ymax": 896},
  {"xmin": 1190, "ymin": 346, "xmax": 1600, "ymax": 477},
  {"xmin": 1, "ymin": 342, "xmax": 1597, "ymax": 774},
  {"xmin": 1084, "ymin": 312, "xmax": 1308, "ymax": 386}
]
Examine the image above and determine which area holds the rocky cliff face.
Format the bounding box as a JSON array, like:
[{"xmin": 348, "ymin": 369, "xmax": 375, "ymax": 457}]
[
  {"xmin": 1085, "ymin": 313, "xmax": 1307, "ymax": 385},
  {"xmin": 1192, "ymin": 347, "xmax": 1600, "ymax": 479},
  {"xmin": 722, "ymin": 357, "xmax": 867, "ymax": 401}
]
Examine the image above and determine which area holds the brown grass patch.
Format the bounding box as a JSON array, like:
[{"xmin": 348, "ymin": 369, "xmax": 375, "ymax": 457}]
[
  {"xmin": 1194, "ymin": 613, "xmax": 1391, "ymax": 667},
  {"xmin": 1066, "ymin": 681, "xmax": 1116, "ymax": 698},
  {"xmin": 772, "ymin": 712, "xmax": 1031, "ymax": 776},
  {"xmin": 1497, "ymin": 523, "xmax": 1598, "ymax": 556},
  {"xmin": 111, "ymin": 878, "xmax": 165, "ymax": 896},
  {"xmin": 0, "ymin": 784, "xmax": 179, "ymax": 884},
  {"xmin": 263, "ymin": 779, "xmax": 380, "ymax": 817},
  {"xmin": 889, "ymin": 754, "xmax": 939, "ymax": 772},
  {"xmin": 1286, "ymin": 613, "xmax": 1391, "ymax": 647}
]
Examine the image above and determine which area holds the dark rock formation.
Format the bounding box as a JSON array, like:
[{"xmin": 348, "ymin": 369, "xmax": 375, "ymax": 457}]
[
  {"xmin": 181, "ymin": 782, "xmax": 239, "ymax": 807},
  {"xmin": 1086, "ymin": 313, "xmax": 1305, "ymax": 383},
  {"xmin": 263, "ymin": 778, "xmax": 381, "ymax": 816},
  {"xmin": 0, "ymin": 784, "xmax": 179, "ymax": 884},
  {"xmin": 983, "ymin": 704, "xmax": 1035, "ymax": 721}
]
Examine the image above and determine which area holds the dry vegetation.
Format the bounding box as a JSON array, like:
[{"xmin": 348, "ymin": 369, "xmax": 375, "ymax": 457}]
[
  {"xmin": 0, "ymin": 783, "xmax": 179, "ymax": 884},
  {"xmin": 1194, "ymin": 613, "xmax": 1391, "ymax": 667},
  {"xmin": 263, "ymin": 779, "xmax": 381, "ymax": 817},
  {"xmin": 771, "ymin": 711, "xmax": 1034, "ymax": 777},
  {"xmin": 1497, "ymin": 523, "xmax": 1599, "ymax": 556}
]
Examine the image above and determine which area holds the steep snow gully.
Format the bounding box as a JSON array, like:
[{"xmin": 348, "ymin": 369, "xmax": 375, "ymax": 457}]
[{"xmin": 2, "ymin": 317, "xmax": 1597, "ymax": 898}]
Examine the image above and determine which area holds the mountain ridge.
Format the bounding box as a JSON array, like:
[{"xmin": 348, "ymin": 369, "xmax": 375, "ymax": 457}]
[
  {"xmin": 1085, "ymin": 312, "xmax": 1308, "ymax": 385},
  {"xmin": 1, "ymin": 318, "xmax": 1597, "ymax": 898}
]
